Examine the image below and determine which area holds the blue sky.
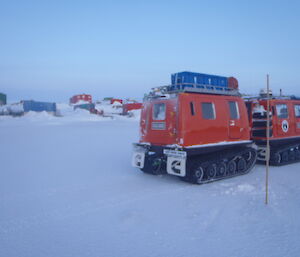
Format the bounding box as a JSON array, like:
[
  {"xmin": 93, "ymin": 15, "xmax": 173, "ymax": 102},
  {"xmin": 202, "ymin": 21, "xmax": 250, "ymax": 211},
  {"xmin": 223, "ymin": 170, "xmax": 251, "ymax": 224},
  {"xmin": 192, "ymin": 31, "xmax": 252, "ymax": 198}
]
[{"xmin": 0, "ymin": 0, "xmax": 299, "ymax": 102}]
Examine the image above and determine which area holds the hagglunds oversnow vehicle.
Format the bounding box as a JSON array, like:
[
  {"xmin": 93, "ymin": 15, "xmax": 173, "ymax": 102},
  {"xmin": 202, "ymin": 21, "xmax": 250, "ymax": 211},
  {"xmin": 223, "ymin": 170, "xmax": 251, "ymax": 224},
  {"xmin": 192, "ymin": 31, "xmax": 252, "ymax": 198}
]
[
  {"xmin": 132, "ymin": 71, "xmax": 257, "ymax": 184},
  {"xmin": 246, "ymin": 92, "xmax": 300, "ymax": 166}
]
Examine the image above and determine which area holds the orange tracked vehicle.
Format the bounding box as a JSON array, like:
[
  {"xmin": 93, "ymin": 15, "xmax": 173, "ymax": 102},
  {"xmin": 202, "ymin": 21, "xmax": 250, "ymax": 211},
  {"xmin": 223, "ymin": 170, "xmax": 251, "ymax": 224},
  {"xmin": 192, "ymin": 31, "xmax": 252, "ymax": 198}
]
[
  {"xmin": 246, "ymin": 93, "xmax": 300, "ymax": 166},
  {"xmin": 132, "ymin": 72, "xmax": 257, "ymax": 184}
]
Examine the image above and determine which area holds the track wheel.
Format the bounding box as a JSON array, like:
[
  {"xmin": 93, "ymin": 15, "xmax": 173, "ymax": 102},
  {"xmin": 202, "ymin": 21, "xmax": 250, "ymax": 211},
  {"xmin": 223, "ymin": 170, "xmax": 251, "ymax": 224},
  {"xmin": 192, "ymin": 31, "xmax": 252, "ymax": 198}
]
[
  {"xmin": 191, "ymin": 164, "xmax": 204, "ymax": 184},
  {"xmin": 206, "ymin": 164, "xmax": 217, "ymax": 180},
  {"xmin": 237, "ymin": 157, "xmax": 247, "ymax": 173},
  {"xmin": 295, "ymin": 149, "xmax": 300, "ymax": 160},
  {"xmin": 227, "ymin": 160, "xmax": 236, "ymax": 175},
  {"xmin": 289, "ymin": 150, "xmax": 296, "ymax": 161},
  {"xmin": 243, "ymin": 150, "xmax": 252, "ymax": 162},
  {"xmin": 281, "ymin": 151, "xmax": 289, "ymax": 163},
  {"xmin": 217, "ymin": 161, "xmax": 227, "ymax": 177},
  {"xmin": 270, "ymin": 152, "xmax": 281, "ymax": 165}
]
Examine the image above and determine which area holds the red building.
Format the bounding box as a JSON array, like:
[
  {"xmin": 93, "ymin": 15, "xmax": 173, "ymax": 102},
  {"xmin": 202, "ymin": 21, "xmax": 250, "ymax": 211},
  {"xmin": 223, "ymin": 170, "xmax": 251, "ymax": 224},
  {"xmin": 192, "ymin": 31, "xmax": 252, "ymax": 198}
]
[
  {"xmin": 70, "ymin": 94, "xmax": 92, "ymax": 104},
  {"xmin": 111, "ymin": 98, "xmax": 123, "ymax": 105}
]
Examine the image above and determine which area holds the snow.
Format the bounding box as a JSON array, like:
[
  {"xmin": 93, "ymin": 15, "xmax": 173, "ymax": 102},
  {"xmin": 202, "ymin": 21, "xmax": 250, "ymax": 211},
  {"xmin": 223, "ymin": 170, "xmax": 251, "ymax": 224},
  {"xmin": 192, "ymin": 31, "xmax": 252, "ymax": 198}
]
[
  {"xmin": 252, "ymin": 104, "xmax": 266, "ymax": 115},
  {"xmin": 1, "ymin": 112, "xmax": 300, "ymax": 257},
  {"xmin": 95, "ymin": 102, "xmax": 123, "ymax": 115},
  {"xmin": 184, "ymin": 140, "xmax": 253, "ymax": 149},
  {"xmin": 71, "ymin": 100, "xmax": 91, "ymax": 105},
  {"xmin": 0, "ymin": 105, "xmax": 9, "ymax": 115},
  {"xmin": 0, "ymin": 103, "xmax": 24, "ymax": 115}
]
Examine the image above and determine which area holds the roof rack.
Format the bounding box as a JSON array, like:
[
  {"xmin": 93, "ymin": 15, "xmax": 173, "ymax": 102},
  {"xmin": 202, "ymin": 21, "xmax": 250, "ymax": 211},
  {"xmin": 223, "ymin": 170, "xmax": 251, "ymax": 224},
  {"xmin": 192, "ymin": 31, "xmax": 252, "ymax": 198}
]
[
  {"xmin": 243, "ymin": 95, "xmax": 300, "ymax": 101},
  {"xmin": 147, "ymin": 83, "xmax": 240, "ymax": 98}
]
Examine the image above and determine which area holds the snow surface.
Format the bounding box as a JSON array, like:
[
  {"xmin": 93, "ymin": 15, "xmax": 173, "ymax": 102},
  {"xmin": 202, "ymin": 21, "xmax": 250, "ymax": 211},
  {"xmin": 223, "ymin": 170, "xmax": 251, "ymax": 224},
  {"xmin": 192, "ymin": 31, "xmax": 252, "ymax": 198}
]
[
  {"xmin": 95, "ymin": 102, "xmax": 123, "ymax": 115},
  {"xmin": 252, "ymin": 104, "xmax": 266, "ymax": 115},
  {"xmin": 1, "ymin": 111, "xmax": 300, "ymax": 257},
  {"xmin": 0, "ymin": 102, "xmax": 24, "ymax": 115},
  {"xmin": 71, "ymin": 100, "xmax": 92, "ymax": 106}
]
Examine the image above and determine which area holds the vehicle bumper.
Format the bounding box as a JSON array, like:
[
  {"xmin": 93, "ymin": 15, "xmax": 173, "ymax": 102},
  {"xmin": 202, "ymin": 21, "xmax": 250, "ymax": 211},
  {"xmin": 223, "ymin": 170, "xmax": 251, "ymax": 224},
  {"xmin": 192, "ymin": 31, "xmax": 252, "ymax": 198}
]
[{"xmin": 132, "ymin": 143, "xmax": 187, "ymax": 177}]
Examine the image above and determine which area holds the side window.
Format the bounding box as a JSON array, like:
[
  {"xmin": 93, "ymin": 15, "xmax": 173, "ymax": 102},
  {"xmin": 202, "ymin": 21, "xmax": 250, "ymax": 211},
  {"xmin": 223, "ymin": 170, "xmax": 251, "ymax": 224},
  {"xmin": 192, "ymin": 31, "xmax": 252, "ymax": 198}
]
[
  {"xmin": 153, "ymin": 103, "xmax": 166, "ymax": 120},
  {"xmin": 228, "ymin": 101, "xmax": 239, "ymax": 119},
  {"xmin": 190, "ymin": 102, "xmax": 195, "ymax": 116},
  {"xmin": 276, "ymin": 104, "xmax": 288, "ymax": 119},
  {"xmin": 201, "ymin": 102, "xmax": 215, "ymax": 119},
  {"xmin": 294, "ymin": 105, "xmax": 300, "ymax": 118}
]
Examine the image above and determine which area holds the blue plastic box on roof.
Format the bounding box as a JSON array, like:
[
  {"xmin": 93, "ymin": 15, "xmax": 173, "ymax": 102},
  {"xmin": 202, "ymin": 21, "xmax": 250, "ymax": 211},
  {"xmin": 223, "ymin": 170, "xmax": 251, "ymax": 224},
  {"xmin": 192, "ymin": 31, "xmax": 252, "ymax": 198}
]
[
  {"xmin": 171, "ymin": 71, "xmax": 229, "ymax": 88},
  {"xmin": 22, "ymin": 100, "xmax": 57, "ymax": 113}
]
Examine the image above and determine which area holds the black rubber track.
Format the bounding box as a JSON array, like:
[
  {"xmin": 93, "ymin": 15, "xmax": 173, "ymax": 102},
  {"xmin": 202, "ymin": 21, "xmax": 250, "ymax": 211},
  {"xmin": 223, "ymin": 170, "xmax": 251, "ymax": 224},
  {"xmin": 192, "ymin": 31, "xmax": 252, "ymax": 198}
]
[
  {"xmin": 268, "ymin": 143, "xmax": 300, "ymax": 166},
  {"xmin": 184, "ymin": 147, "xmax": 257, "ymax": 184}
]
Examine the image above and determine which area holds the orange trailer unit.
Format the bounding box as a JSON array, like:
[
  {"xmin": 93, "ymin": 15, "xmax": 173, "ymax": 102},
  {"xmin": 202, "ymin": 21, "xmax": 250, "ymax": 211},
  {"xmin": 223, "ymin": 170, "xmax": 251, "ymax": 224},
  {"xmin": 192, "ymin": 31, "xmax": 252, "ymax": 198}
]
[{"xmin": 247, "ymin": 96, "xmax": 300, "ymax": 165}]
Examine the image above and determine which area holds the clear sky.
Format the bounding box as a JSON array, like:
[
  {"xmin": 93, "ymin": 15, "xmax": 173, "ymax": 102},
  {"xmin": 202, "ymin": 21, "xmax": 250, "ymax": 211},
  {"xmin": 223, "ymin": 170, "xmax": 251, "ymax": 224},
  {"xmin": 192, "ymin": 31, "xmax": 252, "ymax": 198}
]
[{"xmin": 1, "ymin": 0, "xmax": 300, "ymax": 102}]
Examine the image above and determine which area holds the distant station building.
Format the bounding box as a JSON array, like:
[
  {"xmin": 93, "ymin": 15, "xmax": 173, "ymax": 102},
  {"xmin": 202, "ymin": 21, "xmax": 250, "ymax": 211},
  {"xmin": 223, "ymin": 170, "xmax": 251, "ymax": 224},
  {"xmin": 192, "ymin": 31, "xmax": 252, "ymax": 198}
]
[
  {"xmin": 111, "ymin": 98, "xmax": 123, "ymax": 105},
  {"xmin": 0, "ymin": 93, "xmax": 7, "ymax": 105},
  {"xmin": 70, "ymin": 94, "xmax": 92, "ymax": 104}
]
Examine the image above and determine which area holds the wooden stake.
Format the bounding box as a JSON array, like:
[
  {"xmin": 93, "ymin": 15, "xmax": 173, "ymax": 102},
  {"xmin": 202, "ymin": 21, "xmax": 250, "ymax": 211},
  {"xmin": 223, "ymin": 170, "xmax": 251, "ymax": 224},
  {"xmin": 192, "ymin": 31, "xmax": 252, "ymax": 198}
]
[{"xmin": 265, "ymin": 74, "xmax": 270, "ymax": 205}]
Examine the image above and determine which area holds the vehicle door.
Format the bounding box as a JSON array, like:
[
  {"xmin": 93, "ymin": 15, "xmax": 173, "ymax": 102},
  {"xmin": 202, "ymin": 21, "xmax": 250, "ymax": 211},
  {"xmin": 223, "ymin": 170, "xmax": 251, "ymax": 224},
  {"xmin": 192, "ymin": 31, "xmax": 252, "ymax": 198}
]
[
  {"xmin": 293, "ymin": 103, "xmax": 300, "ymax": 134},
  {"xmin": 148, "ymin": 99, "xmax": 178, "ymax": 145},
  {"xmin": 228, "ymin": 100, "xmax": 242, "ymax": 139},
  {"xmin": 275, "ymin": 103, "xmax": 290, "ymax": 136}
]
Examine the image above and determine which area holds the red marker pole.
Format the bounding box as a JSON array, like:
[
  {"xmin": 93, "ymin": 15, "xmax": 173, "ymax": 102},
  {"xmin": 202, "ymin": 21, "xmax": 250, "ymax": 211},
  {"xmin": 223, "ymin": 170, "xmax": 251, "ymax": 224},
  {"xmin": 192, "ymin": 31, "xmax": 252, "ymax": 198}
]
[{"xmin": 265, "ymin": 74, "xmax": 270, "ymax": 205}]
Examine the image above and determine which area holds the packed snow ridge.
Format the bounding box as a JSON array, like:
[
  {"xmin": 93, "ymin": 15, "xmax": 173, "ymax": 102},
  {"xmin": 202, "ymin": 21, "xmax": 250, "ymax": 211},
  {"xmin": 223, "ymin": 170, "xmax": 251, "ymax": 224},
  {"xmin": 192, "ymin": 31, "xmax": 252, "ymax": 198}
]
[{"xmin": 0, "ymin": 102, "xmax": 141, "ymax": 123}]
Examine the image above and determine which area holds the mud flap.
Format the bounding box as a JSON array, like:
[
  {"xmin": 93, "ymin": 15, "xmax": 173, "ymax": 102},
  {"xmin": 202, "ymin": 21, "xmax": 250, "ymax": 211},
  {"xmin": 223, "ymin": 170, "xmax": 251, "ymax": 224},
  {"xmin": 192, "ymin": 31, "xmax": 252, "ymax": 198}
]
[
  {"xmin": 132, "ymin": 144, "xmax": 147, "ymax": 168},
  {"xmin": 164, "ymin": 149, "xmax": 187, "ymax": 177},
  {"xmin": 257, "ymin": 146, "xmax": 267, "ymax": 161},
  {"xmin": 132, "ymin": 152, "xmax": 145, "ymax": 168}
]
